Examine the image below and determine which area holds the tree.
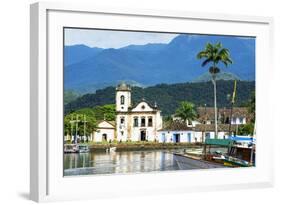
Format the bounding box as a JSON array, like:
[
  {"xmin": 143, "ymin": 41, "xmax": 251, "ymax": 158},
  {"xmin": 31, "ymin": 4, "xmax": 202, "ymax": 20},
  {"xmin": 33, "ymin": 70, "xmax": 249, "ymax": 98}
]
[
  {"xmin": 197, "ymin": 42, "xmax": 233, "ymax": 138},
  {"xmin": 163, "ymin": 115, "xmax": 174, "ymax": 128},
  {"xmin": 238, "ymin": 123, "xmax": 254, "ymax": 136},
  {"xmin": 64, "ymin": 110, "xmax": 97, "ymax": 143},
  {"xmin": 175, "ymin": 101, "xmax": 197, "ymax": 124},
  {"xmin": 93, "ymin": 104, "xmax": 116, "ymax": 121},
  {"xmin": 63, "ymin": 104, "xmax": 117, "ymax": 143},
  {"xmin": 238, "ymin": 91, "xmax": 255, "ymax": 136}
]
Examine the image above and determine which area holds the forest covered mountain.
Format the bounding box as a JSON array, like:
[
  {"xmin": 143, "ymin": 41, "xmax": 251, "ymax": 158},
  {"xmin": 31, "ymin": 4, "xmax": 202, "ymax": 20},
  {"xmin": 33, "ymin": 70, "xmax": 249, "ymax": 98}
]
[
  {"xmin": 64, "ymin": 34, "xmax": 255, "ymax": 94},
  {"xmin": 193, "ymin": 72, "xmax": 240, "ymax": 82},
  {"xmin": 64, "ymin": 80, "xmax": 255, "ymax": 116}
]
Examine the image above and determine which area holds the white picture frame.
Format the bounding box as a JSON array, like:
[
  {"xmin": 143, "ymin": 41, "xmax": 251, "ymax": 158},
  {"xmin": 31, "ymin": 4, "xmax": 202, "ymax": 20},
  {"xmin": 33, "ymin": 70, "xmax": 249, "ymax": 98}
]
[{"xmin": 30, "ymin": 2, "xmax": 274, "ymax": 202}]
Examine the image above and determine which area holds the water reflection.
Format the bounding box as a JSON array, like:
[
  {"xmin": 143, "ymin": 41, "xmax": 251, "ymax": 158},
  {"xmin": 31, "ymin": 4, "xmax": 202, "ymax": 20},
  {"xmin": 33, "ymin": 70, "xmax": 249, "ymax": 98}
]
[{"xmin": 64, "ymin": 150, "xmax": 180, "ymax": 176}]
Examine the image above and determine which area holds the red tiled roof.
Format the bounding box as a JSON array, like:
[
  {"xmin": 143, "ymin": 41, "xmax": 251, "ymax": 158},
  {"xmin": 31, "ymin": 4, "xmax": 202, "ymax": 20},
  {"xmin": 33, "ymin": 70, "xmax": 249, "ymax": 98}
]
[{"xmin": 159, "ymin": 120, "xmax": 193, "ymax": 131}]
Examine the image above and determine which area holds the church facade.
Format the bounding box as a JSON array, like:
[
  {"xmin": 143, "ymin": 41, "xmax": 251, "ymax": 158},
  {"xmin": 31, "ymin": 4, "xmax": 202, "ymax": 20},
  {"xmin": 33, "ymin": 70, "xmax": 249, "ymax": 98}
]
[{"xmin": 115, "ymin": 83, "xmax": 163, "ymax": 142}]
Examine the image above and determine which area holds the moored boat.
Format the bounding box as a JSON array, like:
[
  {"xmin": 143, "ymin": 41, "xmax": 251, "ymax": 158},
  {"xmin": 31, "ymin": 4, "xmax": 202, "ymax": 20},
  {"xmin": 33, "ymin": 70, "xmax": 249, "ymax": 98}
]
[
  {"xmin": 64, "ymin": 144, "xmax": 79, "ymax": 153},
  {"xmin": 173, "ymin": 153, "xmax": 225, "ymax": 169},
  {"xmin": 78, "ymin": 145, "xmax": 89, "ymax": 153},
  {"xmin": 204, "ymin": 138, "xmax": 255, "ymax": 167},
  {"xmin": 106, "ymin": 146, "xmax": 117, "ymax": 153}
]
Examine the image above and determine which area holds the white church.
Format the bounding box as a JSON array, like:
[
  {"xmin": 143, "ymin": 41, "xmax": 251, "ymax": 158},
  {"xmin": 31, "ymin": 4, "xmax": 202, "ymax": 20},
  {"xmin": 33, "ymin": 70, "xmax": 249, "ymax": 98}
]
[{"xmin": 93, "ymin": 83, "xmax": 163, "ymax": 142}]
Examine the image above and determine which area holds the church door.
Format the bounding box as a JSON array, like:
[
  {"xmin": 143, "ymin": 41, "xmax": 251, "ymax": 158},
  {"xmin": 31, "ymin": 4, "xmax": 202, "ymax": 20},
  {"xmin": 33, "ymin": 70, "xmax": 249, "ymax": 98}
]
[{"xmin": 140, "ymin": 130, "xmax": 146, "ymax": 141}]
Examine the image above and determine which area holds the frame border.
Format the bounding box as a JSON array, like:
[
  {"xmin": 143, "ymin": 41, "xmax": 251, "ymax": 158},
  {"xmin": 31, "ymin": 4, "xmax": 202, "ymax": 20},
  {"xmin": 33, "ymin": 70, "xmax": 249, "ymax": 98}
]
[{"xmin": 30, "ymin": 2, "xmax": 274, "ymax": 202}]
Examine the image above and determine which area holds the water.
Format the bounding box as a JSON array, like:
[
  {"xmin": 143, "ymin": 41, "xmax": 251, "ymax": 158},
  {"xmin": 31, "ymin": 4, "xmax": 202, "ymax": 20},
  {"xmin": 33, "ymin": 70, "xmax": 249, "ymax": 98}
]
[
  {"xmin": 63, "ymin": 149, "xmax": 228, "ymax": 176},
  {"xmin": 64, "ymin": 150, "xmax": 182, "ymax": 176}
]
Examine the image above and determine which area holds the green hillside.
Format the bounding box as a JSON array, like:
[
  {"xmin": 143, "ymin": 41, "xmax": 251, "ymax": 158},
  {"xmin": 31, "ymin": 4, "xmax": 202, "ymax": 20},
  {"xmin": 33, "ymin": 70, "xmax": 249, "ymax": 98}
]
[
  {"xmin": 64, "ymin": 80, "xmax": 255, "ymax": 116},
  {"xmin": 193, "ymin": 72, "xmax": 240, "ymax": 83}
]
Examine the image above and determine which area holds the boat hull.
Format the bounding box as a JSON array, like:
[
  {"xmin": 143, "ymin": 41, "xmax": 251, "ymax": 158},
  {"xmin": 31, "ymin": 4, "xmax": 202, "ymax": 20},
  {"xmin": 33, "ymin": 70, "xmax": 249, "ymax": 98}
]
[{"xmin": 174, "ymin": 154, "xmax": 226, "ymax": 170}]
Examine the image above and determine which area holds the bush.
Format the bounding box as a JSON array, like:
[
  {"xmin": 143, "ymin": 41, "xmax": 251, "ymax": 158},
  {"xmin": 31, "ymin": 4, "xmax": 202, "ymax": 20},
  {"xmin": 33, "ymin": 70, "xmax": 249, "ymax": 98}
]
[{"xmin": 238, "ymin": 123, "xmax": 254, "ymax": 135}]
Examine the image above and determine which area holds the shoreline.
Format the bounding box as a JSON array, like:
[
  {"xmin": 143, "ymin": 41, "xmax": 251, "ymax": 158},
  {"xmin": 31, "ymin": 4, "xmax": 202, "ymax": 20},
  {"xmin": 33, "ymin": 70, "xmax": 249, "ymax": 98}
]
[{"xmin": 65, "ymin": 142, "xmax": 203, "ymax": 152}]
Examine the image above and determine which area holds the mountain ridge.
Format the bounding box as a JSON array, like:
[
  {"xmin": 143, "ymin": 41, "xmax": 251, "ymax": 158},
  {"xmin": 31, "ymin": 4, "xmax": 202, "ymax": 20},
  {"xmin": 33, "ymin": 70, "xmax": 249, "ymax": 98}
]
[{"xmin": 64, "ymin": 34, "xmax": 255, "ymax": 93}]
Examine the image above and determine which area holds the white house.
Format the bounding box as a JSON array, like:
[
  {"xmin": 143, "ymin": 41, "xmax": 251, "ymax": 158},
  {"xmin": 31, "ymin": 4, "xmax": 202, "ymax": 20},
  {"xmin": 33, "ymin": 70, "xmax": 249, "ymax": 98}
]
[
  {"xmin": 158, "ymin": 120, "xmax": 197, "ymax": 143},
  {"xmin": 158, "ymin": 121, "xmax": 238, "ymax": 143},
  {"xmin": 115, "ymin": 83, "xmax": 163, "ymax": 142},
  {"xmin": 194, "ymin": 124, "xmax": 237, "ymax": 141},
  {"xmin": 92, "ymin": 120, "xmax": 115, "ymax": 142}
]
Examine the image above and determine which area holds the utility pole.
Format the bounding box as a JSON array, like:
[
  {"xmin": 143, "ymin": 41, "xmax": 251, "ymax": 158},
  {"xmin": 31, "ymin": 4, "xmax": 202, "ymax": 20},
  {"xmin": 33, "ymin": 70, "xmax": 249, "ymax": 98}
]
[
  {"xmin": 83, "ymin": 114, "xmax": 87, "ymax": 142},
  {"xmin": 70, "ymin": 114, "xmax": 80, "ymax": 144},
  {"xmin": 75, "ymin": 114, "xmax": 78, "ymax": 144},
  {"xmin": 228, "ymin": 80, "xmax": 237, "ymax": 137},
  {"xmin": 70, "ymin": 114, "xmax": 74, "ymax": 143}
]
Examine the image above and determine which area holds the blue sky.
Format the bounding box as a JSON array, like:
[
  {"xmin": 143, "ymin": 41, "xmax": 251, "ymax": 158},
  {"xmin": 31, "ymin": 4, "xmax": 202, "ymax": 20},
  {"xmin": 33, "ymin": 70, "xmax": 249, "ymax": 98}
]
[{"xmin": 64, "ymin": 28, "xmax": 178, "ymax": 48}]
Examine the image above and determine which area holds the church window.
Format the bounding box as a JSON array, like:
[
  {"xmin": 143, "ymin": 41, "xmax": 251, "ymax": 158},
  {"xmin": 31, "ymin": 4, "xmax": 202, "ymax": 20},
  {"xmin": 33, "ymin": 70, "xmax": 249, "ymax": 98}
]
[
  {"xmin": 120, "ymin": 117, "xmax": 125, "ymax": 124},
  {"xmin": 134, "ymin": 117, "xmax": 138, "ymax": 127},
  {"xmin": 141, "ymin": 117, "xmax": 146, "ymax": 127},
  {"xmin": 148, "ymin": 117, "xmax": 153, "ymax": 127},
  {"xmin": 239, "ymin": 117, "xmax": 244, "ymax": 124},
  {"xmin": 120, "ymin": 95, "xmax": 125, "ymax": 105}
]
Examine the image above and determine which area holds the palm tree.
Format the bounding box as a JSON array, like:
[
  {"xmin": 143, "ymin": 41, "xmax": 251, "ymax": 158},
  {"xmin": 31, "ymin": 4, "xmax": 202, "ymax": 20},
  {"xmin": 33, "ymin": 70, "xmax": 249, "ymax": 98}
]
[
  {"xmin": 175, "ymin": 101, "xmax": 197, "ymax": 125},
  {"xmin": 197, "ymin": 42, "xmax": 233, "ymax": 138}
]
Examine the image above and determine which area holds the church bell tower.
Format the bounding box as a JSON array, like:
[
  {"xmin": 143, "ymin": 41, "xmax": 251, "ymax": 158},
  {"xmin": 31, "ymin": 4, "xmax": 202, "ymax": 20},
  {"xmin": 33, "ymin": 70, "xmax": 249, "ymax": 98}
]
[{"xmin": 116, "ymin": 83, "xmax": 131, "ymax": 112}]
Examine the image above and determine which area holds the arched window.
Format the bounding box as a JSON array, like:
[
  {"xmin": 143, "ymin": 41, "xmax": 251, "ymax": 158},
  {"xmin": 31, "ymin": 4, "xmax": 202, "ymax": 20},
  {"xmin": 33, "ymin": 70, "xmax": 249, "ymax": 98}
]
[{"xmin": 120, "ymin": 95, "xmax": 125, "ymax": 105}]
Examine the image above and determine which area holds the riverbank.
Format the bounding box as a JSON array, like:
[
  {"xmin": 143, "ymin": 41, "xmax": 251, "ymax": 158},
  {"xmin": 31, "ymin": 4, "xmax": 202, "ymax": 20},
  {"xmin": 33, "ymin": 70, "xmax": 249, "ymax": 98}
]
[{"xmin": 76, "ymin": 142, "xmax": 203, "ymax": 152}]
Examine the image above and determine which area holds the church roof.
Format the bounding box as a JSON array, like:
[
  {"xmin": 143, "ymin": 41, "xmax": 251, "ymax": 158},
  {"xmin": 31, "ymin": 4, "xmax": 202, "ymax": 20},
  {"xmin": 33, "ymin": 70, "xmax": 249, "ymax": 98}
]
[
  {"xmin": 116, "ymin": 82, "xmax": 131, "ymax": 91},
  {"xmin": 130, "ymin": 99, "xmax": 159, "ymax": 111},
  {"xmin": 97, "ymin": 120, "xmax": 116, "ymax": 128}
]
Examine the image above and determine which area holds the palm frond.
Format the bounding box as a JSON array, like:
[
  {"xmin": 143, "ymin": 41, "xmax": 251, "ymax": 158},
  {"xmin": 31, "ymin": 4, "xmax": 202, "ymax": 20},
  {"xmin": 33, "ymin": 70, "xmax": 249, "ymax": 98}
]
[
  {"xmin": 202, "ymin": 58, "xmax": 212, "ymax": 67},
  {"xmin": 197, "ymin": 41, "xmax": 233, "ymax": 69},
  {"xmin": 197, "ymin": 51, "xmax": 209, "ymax": 59}
]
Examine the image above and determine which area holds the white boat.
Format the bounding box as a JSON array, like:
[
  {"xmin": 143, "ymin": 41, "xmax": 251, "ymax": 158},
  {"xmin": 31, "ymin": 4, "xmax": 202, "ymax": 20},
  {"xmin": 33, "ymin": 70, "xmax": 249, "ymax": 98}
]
[
  {"xmin": 106, "ymin": 147, "xmax": 117, "ymax": 153},
  {"xmin": 78, "ymin": 145, "xmax": 89, "ymax": 153},
  {"xmin": 64, "ymin": 144, "xmax": 79, "ymax": 153}
]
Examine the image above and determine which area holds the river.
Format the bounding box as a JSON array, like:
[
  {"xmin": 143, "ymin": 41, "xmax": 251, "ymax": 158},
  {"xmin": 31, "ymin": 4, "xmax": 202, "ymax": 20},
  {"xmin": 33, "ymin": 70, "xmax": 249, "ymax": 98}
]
[{"xmin": 63, "ymin": 149, "xmax": 224, "ymax": 176}]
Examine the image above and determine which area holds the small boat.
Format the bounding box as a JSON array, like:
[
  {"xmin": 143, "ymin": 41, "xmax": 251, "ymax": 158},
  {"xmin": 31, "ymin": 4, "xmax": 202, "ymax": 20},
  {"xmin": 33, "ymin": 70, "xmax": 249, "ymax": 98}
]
[
  {"xmin": 211, "ymin": 154, "xmax": 249, "ymax": 167},
  {"xmin": 106, "ymin": 146, "xmax": 117, "ymax": 153},
  {"xmin": 64, "ymin": 144, "xmax": 79, "ymax": 153},
  {"xmin": 110, "ymin": 147, "xmax": 116, "ymax": 152},
  {"xmin": 78, "ymin": 145, "xmax": 89, "ymax": 153},
  {"xmin": 223, "ymin": 156, "xmax": 250, "ymax": 167},
  {"xmin": 204, "ymin": 138, "xmax": 255, "ymax": 167},
  {"xmin": 173, "ymin": 153, "xmax": 225, "ymax": 169}
]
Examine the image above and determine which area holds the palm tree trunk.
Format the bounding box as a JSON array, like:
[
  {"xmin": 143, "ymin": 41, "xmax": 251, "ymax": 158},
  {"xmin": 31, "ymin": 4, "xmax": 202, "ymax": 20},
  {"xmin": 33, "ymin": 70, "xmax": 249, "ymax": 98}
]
[{"xmin": 212, "ymin": 76, "xmax": 218, "ymax": 139}]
